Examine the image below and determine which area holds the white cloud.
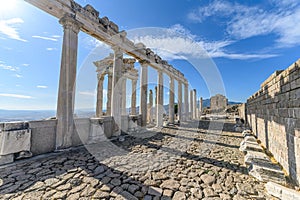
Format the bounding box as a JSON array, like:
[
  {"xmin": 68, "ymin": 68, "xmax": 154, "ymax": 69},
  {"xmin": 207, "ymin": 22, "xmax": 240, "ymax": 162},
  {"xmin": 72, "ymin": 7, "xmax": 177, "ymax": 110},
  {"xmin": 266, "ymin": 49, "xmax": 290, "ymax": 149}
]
[
  {"xmin": 14, "ymin": 74, "xmax": 22, "ymax": 78},
  {"xmin": 0, "ymin": 63, "xmax": 19, "ymax": 71},
  {"xmin": 0, "ymin": 18, "xmax": 27, "ymax": 42},
  {"xmin": 32, "ymin": 35, "xmax": 58, "ymax": 41},
  {"xmin": 22, "ymin": 63, "xmax": 29, "ymax": 67},
  {"xmin": 79, "ymin": 91, "xmax": 96, "ymax": 97},
  {"xmin": 0, "ymin": 93, "xmax": 33, "ymax": 99},
  {"xmin": 37, "ymin": 85, "xmax": 48, "ymax": 89},
  {"xmin": 46, "ymin": 47, "xmax": 57, "ymax": 51},
  {"xmin": 188, "ymin": 1, "xmax": 300, "ymax": 47},
  {"xmin": 130, "ymin": 25, "xmax": 277, "ymax": 60}
]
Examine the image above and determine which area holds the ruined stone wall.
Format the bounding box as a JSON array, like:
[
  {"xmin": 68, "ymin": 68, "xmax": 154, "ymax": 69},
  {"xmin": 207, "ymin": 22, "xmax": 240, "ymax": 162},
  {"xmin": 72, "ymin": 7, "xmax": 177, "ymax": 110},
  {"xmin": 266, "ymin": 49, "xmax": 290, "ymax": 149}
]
[
  {"xmin": 246, "ymin": 59, "xmax": 300, "ymax": 185},
  {"xmin": 210, "ymin": 94, "xmax": 228, "ymax": 112}
]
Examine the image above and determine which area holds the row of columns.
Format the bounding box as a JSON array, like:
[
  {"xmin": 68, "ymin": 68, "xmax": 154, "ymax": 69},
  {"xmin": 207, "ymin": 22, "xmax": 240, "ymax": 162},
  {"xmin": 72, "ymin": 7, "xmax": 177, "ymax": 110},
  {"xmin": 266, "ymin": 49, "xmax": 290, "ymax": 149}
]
[{"xmin": 55, "ymin": 14, "xmax": 201, "ymax": 150}]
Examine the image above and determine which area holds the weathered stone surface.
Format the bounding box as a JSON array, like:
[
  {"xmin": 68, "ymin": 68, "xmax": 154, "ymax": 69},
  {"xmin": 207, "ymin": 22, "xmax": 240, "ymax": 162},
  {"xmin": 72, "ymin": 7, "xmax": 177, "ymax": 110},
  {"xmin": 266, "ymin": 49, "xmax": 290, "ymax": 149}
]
[
  {"xmin": 200, "ymin": 174, "xmax": 216, "ymax": 185},
  {"xmin": 148, "ymin": 186, "xmax": 163, "ymax": 196},
  {"xmin": 173, "ymin": 191, "xmax": 186, "ymax": 200},
  {"xmin": 160, "ymin": 179, "xmax": 180, "ymax": 190},
  {"xmin": 265, "ymin": 181, "xmax": 300, "ymax": 200}
]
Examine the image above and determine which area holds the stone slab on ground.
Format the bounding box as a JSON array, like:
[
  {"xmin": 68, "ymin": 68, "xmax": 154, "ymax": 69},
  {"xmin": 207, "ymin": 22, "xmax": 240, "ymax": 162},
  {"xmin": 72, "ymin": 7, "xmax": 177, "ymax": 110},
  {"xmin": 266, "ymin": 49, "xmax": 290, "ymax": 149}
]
[
  {"xmin": 265, "ymin": 181, "xmax": 300, "ymax": 200},
  {"xmin": 239, "ymin": 141, "xmax": 263, "ymax": 153},
  {"xmin": 244, "ymin": 151, "xmax": 270, "ymax": 166}
]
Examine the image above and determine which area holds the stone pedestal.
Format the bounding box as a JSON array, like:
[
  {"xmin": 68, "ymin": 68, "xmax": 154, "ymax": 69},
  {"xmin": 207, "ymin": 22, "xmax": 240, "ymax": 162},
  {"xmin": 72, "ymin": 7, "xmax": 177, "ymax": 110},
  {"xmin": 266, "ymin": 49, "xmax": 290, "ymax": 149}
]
[
  {"xmin": 88, "ymin": 118, "xmax": 106, "ymax": 143},
  {"xmin": 56, "ymin": 14, "xmax": 82, "ymax": 149}
]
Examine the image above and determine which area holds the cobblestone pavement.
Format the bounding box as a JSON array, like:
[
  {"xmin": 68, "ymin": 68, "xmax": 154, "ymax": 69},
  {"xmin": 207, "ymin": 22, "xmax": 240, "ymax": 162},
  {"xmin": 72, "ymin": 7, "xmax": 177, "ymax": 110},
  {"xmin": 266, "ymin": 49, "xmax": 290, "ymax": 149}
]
[{"xmin": 0, "ymin": 120, "xmax": 276, "ymax": 199}]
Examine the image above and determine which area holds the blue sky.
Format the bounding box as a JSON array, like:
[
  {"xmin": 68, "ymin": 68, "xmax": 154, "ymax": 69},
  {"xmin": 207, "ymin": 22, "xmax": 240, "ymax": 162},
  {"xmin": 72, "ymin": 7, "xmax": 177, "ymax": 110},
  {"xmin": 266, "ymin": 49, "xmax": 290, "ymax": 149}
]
[{"xmin": 1, "ymin": 0, "xmax": 300, "ymax": 110}]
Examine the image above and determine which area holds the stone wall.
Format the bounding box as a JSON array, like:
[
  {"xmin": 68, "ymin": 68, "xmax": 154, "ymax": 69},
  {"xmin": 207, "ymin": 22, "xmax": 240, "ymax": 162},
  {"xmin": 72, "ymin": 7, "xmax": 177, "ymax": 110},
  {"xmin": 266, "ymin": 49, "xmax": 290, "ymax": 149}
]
[
  {"xmin": 210, "ymin": 94, "xmax": 228, "ymax": 112},
  {"xmin": 246, "ymin": 59, "xmax": 300, "ymax": 185}
]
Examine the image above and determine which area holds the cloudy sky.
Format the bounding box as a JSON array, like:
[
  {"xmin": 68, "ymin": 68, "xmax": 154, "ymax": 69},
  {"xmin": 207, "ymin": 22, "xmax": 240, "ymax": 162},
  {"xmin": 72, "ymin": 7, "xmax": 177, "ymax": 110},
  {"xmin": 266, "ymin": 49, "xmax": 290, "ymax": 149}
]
[{"xmin": 0, "ymin": 0, "xmax": 300, "ymax": 110}]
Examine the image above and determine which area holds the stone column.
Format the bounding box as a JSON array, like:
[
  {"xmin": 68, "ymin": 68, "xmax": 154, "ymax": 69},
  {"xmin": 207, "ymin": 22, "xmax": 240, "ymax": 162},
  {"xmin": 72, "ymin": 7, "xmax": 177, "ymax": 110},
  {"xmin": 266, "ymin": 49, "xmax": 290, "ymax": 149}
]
[
  {"xmin": 193, "ymin": 89, "xmax": 197, "ymax": 119},
  {"xmin": 177, "ymin": 80, "xmax": 182, "ymax": 122},
  {"xmin": 121, "ymin": 77, "xmax": 127, "ymax": 115},
  {"xmin": 156, "ymin": 70, "xmax": 164, "ymax": 127},
  {"xmin": 106, "ymin": 73, "xmax": 112, "ymax": 116},
  {"xmin": 184, "ymin": 84, "xmax": 189, "ymax": 121},
  {"xmin": 148, "ymin": 89, "xmax": 153, "ymax": 123},
  {"xmin": 155, "ymin": 86, "xmax": 157, "ymax": 122},
  {"xmin": 139, "ymin": 60, "xmax": 148, "ymax": 127},
  {"xmin": 111, "ymin": 46, "xmax": 123, "ymax": 135},
  {"xmin": 200, "ymin": 97, "xmax": 203, "ymax": 116},
  {"xmin": 96, "ymin": 74, "xmax": 104, "ymax": 117},
  {"xmin": 56, "ymin": 14, "xmax": 82, "ymax": 149},
  {"xmin": 169, "ymin": 76, "xmax": 175, "ymax": 124},
  {"xmin": 190, "ymin": 90, "xmax": 193, "ymax": 120},
  {"xmin": 131, "ymin": 79, "xmax": 137, "ymax": 115}
]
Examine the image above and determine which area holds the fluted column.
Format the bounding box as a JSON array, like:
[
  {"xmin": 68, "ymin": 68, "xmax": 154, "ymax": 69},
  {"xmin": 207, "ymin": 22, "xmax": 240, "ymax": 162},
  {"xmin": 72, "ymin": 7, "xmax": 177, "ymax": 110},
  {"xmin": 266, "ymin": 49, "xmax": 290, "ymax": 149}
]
[
  {"xmin": 121, "ymin": 77, "xmax": 127, "ymax": 115},
  {"xmin": 56, "ymin": 14, "xmax": 82, "ymax": 149},
  {"xmin": 193, "ymin": 89, "xmax": 197, "ymax": 119},
  {"xmin": 111, "ymin": 46, "xmax": 123, "ymax": 135},
  {"xmin": 156, "ymin": 70, "xmax": 164, "ymax": 127},
  {"xmin": 131, "ymin": 79, "xmax": 137, "ymax": 115},
  {"xmin": 139, "ymin": 60, "xmax": 148, "ymax": 127},
  {"xmin": 200, "ymin": 97, "xmax": 203, "ymax": 116},
  {"xmin": 190, "ymin": 90, "xmax": 193, "ymax": 120},
  {"xmin": 184, "ymin": 84, "xmax": 189, "ymax": 121},
  {"xmin": 169, "ymin": 76, "xmax": 175, "ymax": 124},
  {"xmin": 106, "ymin": 73, "xmax": 112, "ymax": 116},
  {"xmin": 177, "ymin": 80, "xmax": 182, "ymax": 122},
  {"xmin": 96, "ymin": 74, "xmax": 104, "ymax": 117}
]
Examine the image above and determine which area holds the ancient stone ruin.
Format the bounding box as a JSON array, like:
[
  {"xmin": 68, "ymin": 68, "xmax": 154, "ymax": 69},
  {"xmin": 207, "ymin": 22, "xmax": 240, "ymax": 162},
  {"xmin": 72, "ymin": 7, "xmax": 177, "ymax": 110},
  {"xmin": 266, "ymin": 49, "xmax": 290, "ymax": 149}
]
[{"xmin": 0, "ymin": 0, "xmax": 299, "ymax": 199}]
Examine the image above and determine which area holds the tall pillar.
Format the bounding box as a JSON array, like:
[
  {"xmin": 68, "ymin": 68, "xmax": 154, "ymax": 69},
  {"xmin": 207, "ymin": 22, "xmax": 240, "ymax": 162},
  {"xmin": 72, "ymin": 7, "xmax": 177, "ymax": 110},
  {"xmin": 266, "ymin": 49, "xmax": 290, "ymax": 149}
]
[
  {"xmin": 193, "ymin": 89, "xmax": 197, "ymax": 119},
  {"xmin": 111, "ymin": 46, "xmax": 123, "ymax": 135},
  {"xmin": 190, "ymin": 90, "xmax": 193, "ymax": 120},
  {"xmin": 121, "ymin": 77, "xmax": 127, "ymax": 115},
  {"xmin": 148, "ymin": 89, "xmax": 153, "ymax": 123},
  {"xmin": 139, "ymin": 60, "xmax": 148, "ymax": 127},
  {"xmin": 177, "ymin": 80, "xmax": 182, "ymax": 122},
  {"xmin": 169, "ymin": 76, "xmax": 175, "ymax": 124},
  {"xmin": 96, "ymin": 74, "xmax": 104, "ymax": 117},
  {"xmin": 56, "ymin": 14, "xmax": 82, "ymax": 149},
  {"xmin": 184, "ymin": 84, "xmax": 189, "ymax": 121},
  {"xmin": 131, "ymin": 79, "xmax": 137, "ymax": 115},
  {"xmin": 106, "ymin": 73, "xmax": 112, "ymax": 115},
  {"xmin": 156, "ymin": 70, "xmax": 164, "ymax": 127},
  {"xmin": 200, "ymin": 97, "xmax": 203, "ymax": 116},
  {"xmin": 155, "ymin": 86, "xmax": 157, "ymax": 122}
]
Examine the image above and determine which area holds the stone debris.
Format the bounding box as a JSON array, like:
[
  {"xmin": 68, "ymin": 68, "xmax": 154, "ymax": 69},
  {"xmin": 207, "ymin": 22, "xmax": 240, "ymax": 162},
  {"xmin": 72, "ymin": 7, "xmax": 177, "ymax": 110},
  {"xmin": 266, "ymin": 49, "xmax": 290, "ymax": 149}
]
[{"xmin": 0, "ymin": 122, "xmax": 277, "ymax": 199}]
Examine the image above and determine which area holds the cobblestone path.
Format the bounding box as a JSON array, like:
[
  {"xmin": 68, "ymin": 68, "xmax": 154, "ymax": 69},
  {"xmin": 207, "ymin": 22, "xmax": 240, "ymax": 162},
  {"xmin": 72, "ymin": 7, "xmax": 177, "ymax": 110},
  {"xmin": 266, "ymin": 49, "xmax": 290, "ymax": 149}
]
[{"xmin": 0, "ymin": 120, "xmax": 276, "ymax": 199}]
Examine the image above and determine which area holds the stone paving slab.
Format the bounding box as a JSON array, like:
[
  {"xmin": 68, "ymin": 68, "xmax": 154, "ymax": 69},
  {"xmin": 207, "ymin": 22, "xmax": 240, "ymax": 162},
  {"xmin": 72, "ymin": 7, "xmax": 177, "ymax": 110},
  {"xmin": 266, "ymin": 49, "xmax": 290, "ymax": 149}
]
[{"xmin": 0, "ymin": 121, "xmax": 277, "ymax": 199}]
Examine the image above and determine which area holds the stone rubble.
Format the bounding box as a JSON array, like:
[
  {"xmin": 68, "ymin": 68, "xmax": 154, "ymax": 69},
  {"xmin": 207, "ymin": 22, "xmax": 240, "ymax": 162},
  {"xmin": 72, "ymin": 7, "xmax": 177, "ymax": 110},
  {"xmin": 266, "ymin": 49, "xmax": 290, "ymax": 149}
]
[{"xmin": 0, "ymin": 121, "xmax": 278, "ymax": 199}]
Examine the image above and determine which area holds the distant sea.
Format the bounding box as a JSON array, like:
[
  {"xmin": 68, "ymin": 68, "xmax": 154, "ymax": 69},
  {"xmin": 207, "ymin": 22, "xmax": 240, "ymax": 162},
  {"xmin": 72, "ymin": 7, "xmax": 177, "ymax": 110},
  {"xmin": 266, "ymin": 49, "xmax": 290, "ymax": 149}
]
[{"xmin": 0, "ymin": 109, "xmax": 96, "ymax": 122}]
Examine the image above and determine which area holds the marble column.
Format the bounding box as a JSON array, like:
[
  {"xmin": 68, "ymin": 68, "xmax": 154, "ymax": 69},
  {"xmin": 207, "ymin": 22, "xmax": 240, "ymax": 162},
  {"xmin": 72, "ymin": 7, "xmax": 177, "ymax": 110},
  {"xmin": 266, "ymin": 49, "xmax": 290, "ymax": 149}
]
[
  {"xmin": 156, "ymin": 70, "xmax": 164, "ymax": 127},
  {"xmin": 56, "ymin": 14, "xmax": 82, "ymax": 149},
  {"xmin": 148, "ymin": 89, "xmax": 153, "ymax": 123},
  {"xmin": 121, "ymin": 77, "xmax": 127, "ymax": 115},
  {"xmin": 139, "ymin": 60, "xmax": 148, "ymax": 127},
  {"xmin": 111, "ymin": 46, "xmax": 123, "ymax": 135},
  {"xmin": 96, "ymin": 74, "xmax": 104, "ymax": 117},
  {"xmin": 184, "ymin": 84, "xmax": 189, "ymax": 121},
  {"xmin": 155, "ymin": 86, "xmax": 157, "ymax": 122},
  {"xmin": 177, "ymin": 80, "xmax": 182, "ymax": 122},
  {"xmin": 106, "ymin": 73, "xmax": 112, "ymax": 116},
  {"xmin": 200, "ymin": 97, "xmax": 203, "ymax": 116},
  {"xmin": 131, "ymin": 79, "xmax": 137, "ymax": 115},
  {"xmin": 169, "ymin": 76, "xmax": 175, "ymax": 124},
  {"xmin": 193, "ymin": 89, "xmax": 197, "ymax": 119},
  {"xmin": 190, "ymin": 90, "xmax": 193, "ymax": 120}
]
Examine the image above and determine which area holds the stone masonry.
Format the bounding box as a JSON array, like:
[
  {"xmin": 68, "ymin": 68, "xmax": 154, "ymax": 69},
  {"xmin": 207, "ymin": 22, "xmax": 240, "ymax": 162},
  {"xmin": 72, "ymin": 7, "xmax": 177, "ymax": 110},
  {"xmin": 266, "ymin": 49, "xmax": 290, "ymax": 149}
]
[
  {"xmin": 246, "ymin": 59, "xmax": 300, "ymax": 185},
  {"xmin": 210, "ymin": 94, "xmax": 228, "ymax": 113}
]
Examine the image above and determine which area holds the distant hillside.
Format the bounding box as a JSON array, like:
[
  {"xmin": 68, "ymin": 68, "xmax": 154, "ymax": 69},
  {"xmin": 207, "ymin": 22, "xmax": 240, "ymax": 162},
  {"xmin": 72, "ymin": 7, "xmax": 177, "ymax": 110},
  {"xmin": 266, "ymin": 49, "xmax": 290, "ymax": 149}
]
[{"xmin": 198, "ymin": 99, "xmax": 242, "ymax": 108}]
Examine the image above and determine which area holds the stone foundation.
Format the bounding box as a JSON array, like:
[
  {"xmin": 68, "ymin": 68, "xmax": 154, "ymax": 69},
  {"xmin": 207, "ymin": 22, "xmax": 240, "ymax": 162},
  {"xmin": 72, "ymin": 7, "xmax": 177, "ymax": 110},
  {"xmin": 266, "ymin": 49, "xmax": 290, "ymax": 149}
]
[{"xmin": 246, "ymin": 59, "xmax": 300, "ymax": 185}]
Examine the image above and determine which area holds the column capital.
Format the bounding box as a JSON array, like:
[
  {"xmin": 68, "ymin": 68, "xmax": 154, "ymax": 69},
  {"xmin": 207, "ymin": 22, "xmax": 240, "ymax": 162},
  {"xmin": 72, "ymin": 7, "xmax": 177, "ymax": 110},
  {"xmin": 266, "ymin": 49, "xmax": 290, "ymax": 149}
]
[
  {"xmin": 97, "ymin": 73, "xmax": 105, "ymax": 81},
  {"xmin": 139, "ymin": 59, "xmax": 150, "ymax": 66},
  {"xmin": 59, "ymin": 14, "xmax": 83, "ymax": 34},
  {"xmin": 111, "ymin": 45, "xmax": 123, "ymax": 54}
]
